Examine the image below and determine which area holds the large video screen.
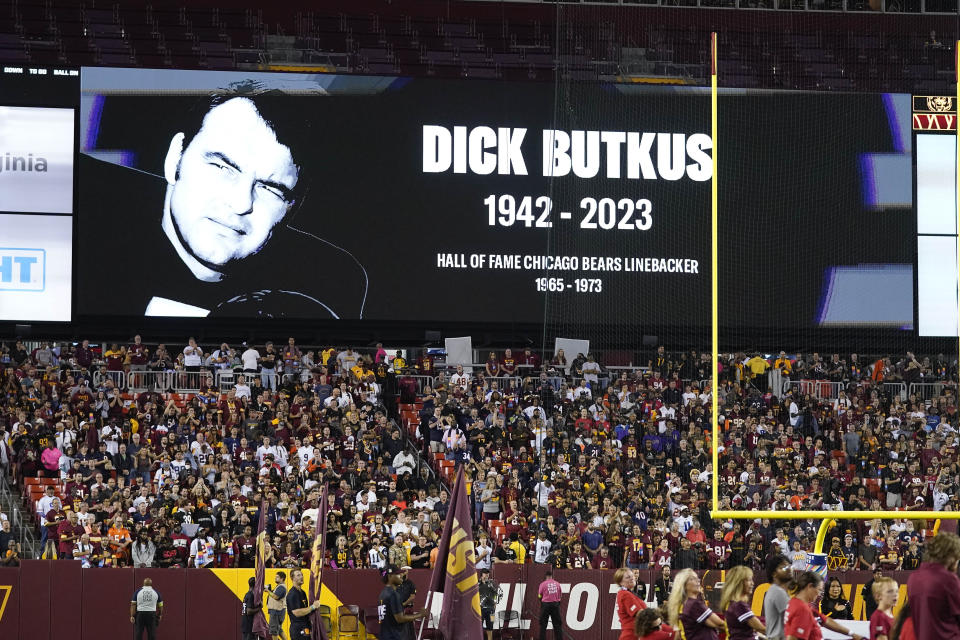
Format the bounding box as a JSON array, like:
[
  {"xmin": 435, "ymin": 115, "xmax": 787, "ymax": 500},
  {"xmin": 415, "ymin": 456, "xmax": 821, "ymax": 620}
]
[
  {"xmin": 75, "ymin": 67, "xmax": 913, "ymax": 328},
  {"xmin": 0, "ymin": 65, "xmax": 78, "ymax": 322}
]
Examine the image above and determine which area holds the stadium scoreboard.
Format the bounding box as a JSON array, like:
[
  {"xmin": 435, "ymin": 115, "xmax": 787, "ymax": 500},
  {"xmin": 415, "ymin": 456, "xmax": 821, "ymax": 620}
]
[{"xmin": 0, "ymin": 65, "xmax": 955, "ymax": 338}]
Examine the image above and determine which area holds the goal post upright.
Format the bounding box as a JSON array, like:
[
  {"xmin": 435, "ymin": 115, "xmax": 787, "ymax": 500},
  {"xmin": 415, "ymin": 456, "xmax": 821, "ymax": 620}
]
[{"xmin": 710, "ymin": 31, "xmax": 720, "ymax": 516}]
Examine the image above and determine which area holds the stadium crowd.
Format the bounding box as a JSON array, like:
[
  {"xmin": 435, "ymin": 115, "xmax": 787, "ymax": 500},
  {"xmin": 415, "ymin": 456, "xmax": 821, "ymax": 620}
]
[{"xmin": 0, "ymin": 339, "xmax": 957, "ymax": 609}]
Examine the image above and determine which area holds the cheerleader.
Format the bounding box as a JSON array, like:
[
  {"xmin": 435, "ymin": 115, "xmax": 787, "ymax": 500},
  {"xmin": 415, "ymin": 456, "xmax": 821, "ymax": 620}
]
[
  {"xmin": 720, "ymin": 566, "xmax": 767, "ymax": 640},
  {"xmin": 667, "ymin": 569, "xmax": 722, "ymax": 640}
]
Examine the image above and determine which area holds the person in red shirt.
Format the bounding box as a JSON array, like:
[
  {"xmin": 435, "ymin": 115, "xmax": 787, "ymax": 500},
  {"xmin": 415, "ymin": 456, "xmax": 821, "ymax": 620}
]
[
  {"xmin": 784, "ymin": 572, "xmax": 864, "ymax": 640},
  {"xmin": 593, "ymin": 545, "xmax": 615, "ymax": 570},
  {"xmin": 890, "ymin": 602, "xmax": 917, "ymax": 640},
  {"xmin": 906, "ymin": 532, "xmax": 960, "ymax": 640},
  {"xmin": 869, "ymin": 577, "xmax": 898, "ymax": 640},
  {"xmin": 625, "ymin": 526, "xmax": 651, "ymax": 569},
  {"xmin": 652, "ymin": 538, "xmax": 673, "ymax": 569},
  {"xmin": 706, "ymin": 529, "xmax": 731, "ymax": 570},
  {"xmin": 57, "ymin": 510, "xmax": 85, "ymax": 559},
  {"xmin": 634, "ymin": 608, "xmax": 675, "ymax": 640},
  {"xmin": 614, "ymin": 568, "xmax": 646, "ymax": 640}
]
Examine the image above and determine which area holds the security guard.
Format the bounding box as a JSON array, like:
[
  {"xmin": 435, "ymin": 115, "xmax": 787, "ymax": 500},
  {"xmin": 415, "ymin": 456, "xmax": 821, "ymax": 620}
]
[{"xmin": 130, "ymin": 577, "xmax": 164, "ymax": 640}]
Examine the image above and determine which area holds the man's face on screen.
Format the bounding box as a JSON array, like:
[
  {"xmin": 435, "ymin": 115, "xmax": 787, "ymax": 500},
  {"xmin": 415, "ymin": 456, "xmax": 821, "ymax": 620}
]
[{"xmin": 165, "ymin": 97, "xmax": 299, "ymax": 268}]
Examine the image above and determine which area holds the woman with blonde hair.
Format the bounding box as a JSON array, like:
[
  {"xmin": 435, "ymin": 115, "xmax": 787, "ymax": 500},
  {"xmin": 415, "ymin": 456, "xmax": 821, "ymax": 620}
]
[
  {"xmin": 667, "ymin": 569, "xmax": 722, "ymax": 640},
  {"xmin": 720, "ymin": 566, "xmax": 767, "ymax": 640}
]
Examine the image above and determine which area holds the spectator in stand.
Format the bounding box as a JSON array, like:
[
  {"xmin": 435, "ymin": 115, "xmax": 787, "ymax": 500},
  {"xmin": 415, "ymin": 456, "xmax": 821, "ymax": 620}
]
[{"xmin": 260, "ymin": 341, "xmax": 278, "ymax": 390}]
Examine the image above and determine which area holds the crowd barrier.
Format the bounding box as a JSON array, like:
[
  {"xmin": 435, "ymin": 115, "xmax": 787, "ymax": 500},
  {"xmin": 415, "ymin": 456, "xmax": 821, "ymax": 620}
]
[
  {"xmin": 0, "ymin": 563, "xmax": 910, "ymax": 640},
  {"xmin": 908, "ymin": 381, "xmax": 954, "ymax": 402},
  {"xmin": 24, "ymin": 366, "xmax": 947, "ymax": 405},
  {"xmin": 786, "ymin": 380, "xmax": 908, "ymax": 402}
]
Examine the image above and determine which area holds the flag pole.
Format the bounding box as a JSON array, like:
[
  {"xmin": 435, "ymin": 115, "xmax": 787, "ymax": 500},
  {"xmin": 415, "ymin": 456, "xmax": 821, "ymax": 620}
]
[
  {"xmin": 310, "ymin": 485, "xmax": 330, "ymax": 640},
  {"xmin": 252, "ymin": 498, "xmax": 270, "ymax": 640},
  {"xmin": 417, "ymin": 464, "xmax": 482, "ymax": 640},
  {"xmin": 415, "ymin": 589, "xmax": 435, "ymax": 640}
]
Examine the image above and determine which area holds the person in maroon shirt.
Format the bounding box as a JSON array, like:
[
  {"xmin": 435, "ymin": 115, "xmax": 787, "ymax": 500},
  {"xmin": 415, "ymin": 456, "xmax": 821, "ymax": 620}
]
[
  {"xmin": 869, "ymin": 577, "xmax": 897, "ymax": 640},
  {"xmin": 706, "ymin": 529, "xmax": 731, "ymax": 570},
  {"xmin": 501, "ymin": 349, "xmax": 517, "ymax": 375},
  {"xmin": 128, "ymin": 335, "xmax": 149, "ymax": 367},
  {"xmin": 906, "ymin": 532, "xmax": 960, "ymax": 640},
  {"xmin": 668, "ymin": 569, "xmax": 721, "ymax": 640},
  {"xmin": 42, "ymin": 498, "xmax": 66, "ymax": 559},
  {"xmin": 568, "ymin": 542, "xmax": 591, "ymax": 569},
  {"xmin": 234, "ymin": 524, "xmax": 257, "ymax": 568},
  {"xmin": 592, "ymin": 545, "xmax": 614, "ymax": 570},
  {"xmin": 57, "ymin": 510, "xmax": 85, "ymax": 559}
]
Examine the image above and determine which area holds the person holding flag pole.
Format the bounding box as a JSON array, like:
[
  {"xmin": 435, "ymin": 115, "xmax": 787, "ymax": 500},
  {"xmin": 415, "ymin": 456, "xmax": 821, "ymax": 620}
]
[
  {"xmin": 417, "ymin": 465, "xmax": 485, "ymax": 640},
  {"xmin": 252, "ymin": 499, "xmax": 271, "ymax": 640},
  {"xmin": 309, "ymin": 485, "xmax": 330, "ymax": 640}
]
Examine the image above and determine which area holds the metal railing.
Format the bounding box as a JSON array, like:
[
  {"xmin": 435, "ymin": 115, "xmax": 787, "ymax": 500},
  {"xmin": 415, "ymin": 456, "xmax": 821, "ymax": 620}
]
[
  {"xmin": 462, "ymin": 0, "xmax": 959, "ymax": 13},
  {"xmin": 785, "ymin": 379, "xmax": 908, "ymax": 401},
  {"xmin": 882, "ymin": 382, "xmax": 909, "ymax": 401},
  {"xmin": 909, "ymin": 381, "xmax": 954, "ymax": 402},
  {"xmin": 0, "ymin": 471, "xmax": 37, "ymax": 558},
  {"xmin": 788, "ymin": 380, "xmax": 843, "ymax": 400}
]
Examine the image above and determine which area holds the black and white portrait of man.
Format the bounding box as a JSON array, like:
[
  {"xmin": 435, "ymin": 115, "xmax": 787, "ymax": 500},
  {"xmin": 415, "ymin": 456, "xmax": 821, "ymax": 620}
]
[{"xmin": 79, "ymin": 86, "xmax": 368, "ymax": 319}]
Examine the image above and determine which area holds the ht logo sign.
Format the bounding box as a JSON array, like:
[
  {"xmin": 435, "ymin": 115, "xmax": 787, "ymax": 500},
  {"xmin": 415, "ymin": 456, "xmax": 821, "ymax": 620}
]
[{"xmin": 0, "ymin": 248, "xmax": 45, "ymax": 291}]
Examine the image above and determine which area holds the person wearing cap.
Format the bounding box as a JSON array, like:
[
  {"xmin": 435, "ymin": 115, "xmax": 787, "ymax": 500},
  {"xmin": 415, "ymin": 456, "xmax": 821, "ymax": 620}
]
[
  {"xmin": 395, "ymin": 563, "xmax": 416, "ymax": 609},
  {"xmin": 378, "ymin": 565, "xmax": 427, "ymax": 640}
]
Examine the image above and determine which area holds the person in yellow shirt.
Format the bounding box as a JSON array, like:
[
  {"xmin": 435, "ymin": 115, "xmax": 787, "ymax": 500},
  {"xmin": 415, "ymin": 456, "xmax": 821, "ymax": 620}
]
[
  {"xmin": 746, "ymin": 353, "xmax": 770, "ymax": 391},
  {"xmin": 350, "ymin": 362, "xmax": 365, "ymax": 381},
  {"xmin": 772, "ymin": 351, "xmax": 792, "ymax": 398},
  {"xmin": 320, "ymin": 346, "xmax": 336, "ymax": 366},
  {"xmin": 392, "ymin": 351, "xmax": 406, "ymax": 373},
  {"xmin": 508, "ymin": 534, "xmax": 527, "ymax": 564}
]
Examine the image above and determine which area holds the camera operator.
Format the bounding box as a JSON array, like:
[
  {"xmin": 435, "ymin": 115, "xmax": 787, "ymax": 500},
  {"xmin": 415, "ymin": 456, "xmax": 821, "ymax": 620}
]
[{"xmin": 478, "ymin": 568, "xmax": 500, "ymax": 640}]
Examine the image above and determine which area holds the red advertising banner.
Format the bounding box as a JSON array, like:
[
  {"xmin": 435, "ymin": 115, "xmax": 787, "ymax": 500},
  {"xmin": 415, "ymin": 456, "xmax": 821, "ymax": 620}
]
[{"xmin": 0, "ymin": 562, "xmax": 908, "ymax": 640}]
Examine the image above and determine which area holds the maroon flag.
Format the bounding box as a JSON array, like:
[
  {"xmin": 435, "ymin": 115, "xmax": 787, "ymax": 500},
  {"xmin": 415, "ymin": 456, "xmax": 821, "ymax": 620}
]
[
  {"xmin": 309, "ymin": 485, "xmax": 330, "ymax": 640},
  {"xmin": 252, "ymin": 499, "xmax": 270, "ymax": 639},
  {"xmin": 425, "ymin": 466, "xmax": 484, "ymax": 640}
]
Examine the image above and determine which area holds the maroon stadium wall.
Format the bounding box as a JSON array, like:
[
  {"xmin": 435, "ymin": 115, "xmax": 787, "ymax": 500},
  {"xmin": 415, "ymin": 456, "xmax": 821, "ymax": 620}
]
[{"xmin": 0, "ymin": 563, "xmax": 908, "ymax": 639}]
